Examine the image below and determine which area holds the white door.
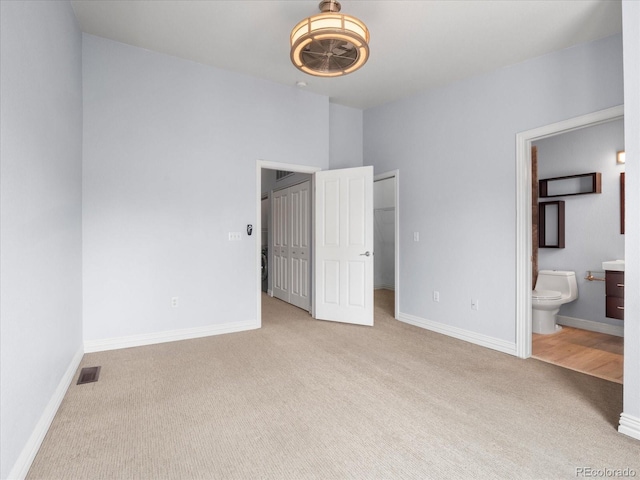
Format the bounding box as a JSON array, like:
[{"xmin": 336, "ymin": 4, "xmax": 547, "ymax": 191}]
[
  {"xmin": 289, "ymin": 182, "xmax": 311, "ymax": 310},
  {"xmin": 272, "ymin": 188, "xmax": 289, "ymax": 302},
  {"xmin": 314, "ymin": 166, "xmax": 374, "ymax": 326}
]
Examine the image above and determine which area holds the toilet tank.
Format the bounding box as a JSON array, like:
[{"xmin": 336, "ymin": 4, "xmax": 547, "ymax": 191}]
[{"xmin": 536, "ymin": 270, "xmax": 578, "ymax": 299}]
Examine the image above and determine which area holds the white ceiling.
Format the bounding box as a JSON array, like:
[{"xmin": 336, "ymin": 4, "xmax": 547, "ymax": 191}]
[{"xmin": 70, "ymin": 0, "xmax": 622, "ymax": 110}]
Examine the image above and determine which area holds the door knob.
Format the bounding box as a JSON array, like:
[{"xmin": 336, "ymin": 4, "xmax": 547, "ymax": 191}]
[{"xmin": 360, "ymin": 251, "xmax": 371, "ymax": 257}]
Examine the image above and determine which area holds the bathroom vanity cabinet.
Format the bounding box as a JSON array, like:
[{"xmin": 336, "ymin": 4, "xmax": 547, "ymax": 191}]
[{"xmin": 605, "ymin": 271, "xmax": 624, "ymax": 320}]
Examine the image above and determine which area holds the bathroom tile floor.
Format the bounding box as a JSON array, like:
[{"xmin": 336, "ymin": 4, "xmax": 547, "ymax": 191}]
[{"xmin": 532, "ymin": 326, "xmax": 623, "ymax": 384}]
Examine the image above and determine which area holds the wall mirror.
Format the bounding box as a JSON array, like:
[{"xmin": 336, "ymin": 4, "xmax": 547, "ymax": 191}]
[{"xmin": 621, "ymin": 172, "xmax": 625, "ymax": 234}]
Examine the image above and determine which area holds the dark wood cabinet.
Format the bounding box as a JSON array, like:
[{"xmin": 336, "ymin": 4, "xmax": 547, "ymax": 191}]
[{"xmin": 605, "ymin": 271, "xmax": 624, "ymax": 320}]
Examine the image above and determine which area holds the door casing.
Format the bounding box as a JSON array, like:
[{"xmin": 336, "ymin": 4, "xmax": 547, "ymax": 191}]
[
  {"xmin": 256, "ymin": 161, "xmax": 320, "ymax": 327},
  {"xmin": 257, "ymin": 162, "xmax": 401, "ymax": 325},
  {"xmin": 374, "ymin": 170, "xmax": 400, "ymax": 320},
  {"xmin": 515, "ymin": 105, "xmax": 624, "ymax": 358}
]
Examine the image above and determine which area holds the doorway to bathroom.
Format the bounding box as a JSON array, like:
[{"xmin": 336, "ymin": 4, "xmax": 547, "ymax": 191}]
[
  {"xmin": 529, "ymin": 118, "xmax": 624, "ymax": 383},
  {"xmin": 515, "ymin": 105, "xmax": 625, "ymax": 385}
]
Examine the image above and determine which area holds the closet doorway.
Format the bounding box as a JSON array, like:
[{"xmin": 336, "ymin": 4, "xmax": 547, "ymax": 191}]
[
  {"xmin": 374, "ymin": 171, "xmax": 400, "ymax": 319},
  {"xmin": 256, "ymin": 160, "xmax": 391, "ymax": 327},
  {"xmin": 260, "ymin": 166, "xmax": 313, "ymax": 313}
]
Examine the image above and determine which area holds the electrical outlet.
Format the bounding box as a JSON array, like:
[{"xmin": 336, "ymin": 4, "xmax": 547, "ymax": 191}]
[
  {"xmin": 171, "ymin": 296, "xmax": 179, "ymax": 308},
  {"xmin": 471, "ymin": 298, "xmax": 479, "ymax": 311},
  {"xmin": 228, "ymin": 232, "xmax": 241, "ymax": 241},
  {"xmin": 433, "ymin": 290, "xmax": 440, "ymax": 302}
]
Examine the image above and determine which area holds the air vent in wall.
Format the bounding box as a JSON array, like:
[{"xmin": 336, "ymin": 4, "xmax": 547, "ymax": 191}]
[{"xmin": 276, "ymin": 170, "xmax": 293, "ymax": 181}]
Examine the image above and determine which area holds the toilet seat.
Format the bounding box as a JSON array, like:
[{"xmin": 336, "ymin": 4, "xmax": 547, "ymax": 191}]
[{"xmin": 532, "ymin": 289, "xmax": 562, "ymax": 300}]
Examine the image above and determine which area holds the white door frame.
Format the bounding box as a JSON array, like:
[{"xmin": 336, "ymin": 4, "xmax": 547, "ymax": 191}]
[
  {"xmin": 515, "ymin": 105, "xmax": 624, "ymax": 358},
  {"xmin": 374, "ymin": 170, "xmax": 400, "ymax": 320},
  {"xmin": 256, "ymin": 160, "xmax": 321, "ymax": 327}
]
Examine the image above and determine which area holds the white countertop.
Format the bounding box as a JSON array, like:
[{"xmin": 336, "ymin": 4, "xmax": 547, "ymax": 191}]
[{"xmin": 602, "ymin": 260, "xmax": 625, "ymax": 272}]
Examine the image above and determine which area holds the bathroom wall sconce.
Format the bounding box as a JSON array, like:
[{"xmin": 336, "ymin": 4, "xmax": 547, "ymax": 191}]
[{"xmin": 617, "ymin": 150, "xmax": 626, "ymax": 164}]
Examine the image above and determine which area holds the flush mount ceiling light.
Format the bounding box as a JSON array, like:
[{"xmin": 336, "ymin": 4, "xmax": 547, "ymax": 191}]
[{"xmin": 290, "ymin": 0, "xmax": 370, "ymax": 77}]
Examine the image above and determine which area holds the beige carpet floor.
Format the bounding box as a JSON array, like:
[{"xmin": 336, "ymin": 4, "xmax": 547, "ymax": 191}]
[{"xmin": 28, "ymin": 290, "xmax": 639, "ymax": 479}]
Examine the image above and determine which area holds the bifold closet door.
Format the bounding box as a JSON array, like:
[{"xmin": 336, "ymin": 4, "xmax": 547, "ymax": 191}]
[
  {"xmin": 271, "ymin": 181, "xmax": 311, "ymax": 310},
  {"xmin": 272, "ymin": 188, "xmax": 289, "ymax": 302},
  {"xmin": 289, "ymin": 182, "xmax": 310, "ymax": 310}
]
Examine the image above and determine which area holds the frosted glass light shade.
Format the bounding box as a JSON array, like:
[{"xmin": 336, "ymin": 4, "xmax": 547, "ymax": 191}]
[
  {"xmin": 617, "ymin": 150, "xmax": 626, "ymax": 164},
  {"xmin": 290, "ymin": 11, "xmax": 370, "ymax": 77}
]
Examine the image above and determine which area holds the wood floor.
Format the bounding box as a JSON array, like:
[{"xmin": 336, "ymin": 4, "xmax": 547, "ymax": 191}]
[{"xmin": 532, "ymin": 326, "xmax": 623, "ymax": 384}]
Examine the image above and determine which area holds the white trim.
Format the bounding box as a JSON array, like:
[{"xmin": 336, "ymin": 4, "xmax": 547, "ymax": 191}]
[
  {"xmin": 8, "ymin": 347, "xmax": 84, "ymax": 480},
  {"xmin": 398, "ymin": 312, "xmax": 517, "ymax": 356},
  {"xmin": 374, "ymin": 170, "xmax": 400, "ymax": 320},
  {"xmin": 84, "ymin": 321, "xmax": 258, "ymax": 353},
  {"xmin": 556, "ymin": 315, "xmax": 624, "ymax": 337},
  {"xmin": 618, "ymin": 413, "xmax": 640, "ymax": 441},
  {"xmin": 256, "ymin": 160, "xmax": 322, "ymax": 328},
  {"xmin": 258, "ymin": 160, "xmax": 320, "ymax": 175},
  {"xmin": 515, "ymin": 105, "xmax": 624, "ymax": 359}
]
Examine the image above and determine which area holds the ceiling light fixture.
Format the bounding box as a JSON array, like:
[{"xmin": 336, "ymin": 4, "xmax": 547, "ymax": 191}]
[{"xmin": 290, "ymin": 0, "xmax": 370, "ymax": 77}]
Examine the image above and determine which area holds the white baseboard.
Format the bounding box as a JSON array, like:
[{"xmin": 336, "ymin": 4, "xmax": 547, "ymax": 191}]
[
  {"xmin": 8, "ymin": 346, "xmax": 84, "ymax": 480},
  {"xmin": 619, "ymin": 413, "xmax": 640, "ymax": 441},
  {"xmin": 398, "ymin": 312, "xmax": 517, "ymax": 356},
  {"xmin": 374, "ymin": 284, "xmax": 395, "ymax": 291},
  {"xmin": 267, "ymin": 289, "xmax": 273, "ymax": 297},
  {"xmin": 556, "ymin": 315, "xmax": 624, "ymax": 337},
  {"xmin": 84, "ymin": 320, "xmax": 259, "ymax": 353}
]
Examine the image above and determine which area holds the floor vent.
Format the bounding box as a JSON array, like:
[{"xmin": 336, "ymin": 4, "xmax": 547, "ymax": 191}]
[{"xmin": 77, "ymin": 366, "xmax": 101, "ymax": 385}]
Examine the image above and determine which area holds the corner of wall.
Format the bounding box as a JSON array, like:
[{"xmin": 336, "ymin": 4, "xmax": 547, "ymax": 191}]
[
  {"xmin": 7, "ymin": 347, "xmax": 84, "ymax": 480},
  {"xmin": 329, "ymin": 103, "xmax": 364, "ymax": 169}
]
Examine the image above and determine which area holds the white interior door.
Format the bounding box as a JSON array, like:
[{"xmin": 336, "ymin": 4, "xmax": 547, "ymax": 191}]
[{"xmin": 314, "ymin": 166, "xmax": 374, "ymax": 326}]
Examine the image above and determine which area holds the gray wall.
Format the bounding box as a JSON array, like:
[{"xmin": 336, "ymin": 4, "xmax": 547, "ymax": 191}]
[
  {"xmin": 82, "ymin": 34, "xmax": 330, "ymax": 342},
  {"xmin": 329, "ymin": 103, "xmax": 363, "ymax": 169},
  {"xmin": 621, "ymin": 0, "xmax": 640, "ymax": 431},
  {"xmin": 364, "ymin": 34, "xmax": 624, "ymax": 343},
  {"xmin": 0, "ymin": 1, "xmax": 83, "ymax": 478},
  {"xmin": 535, "ymin": 119, "xmax": 625, "ymax": 327}
]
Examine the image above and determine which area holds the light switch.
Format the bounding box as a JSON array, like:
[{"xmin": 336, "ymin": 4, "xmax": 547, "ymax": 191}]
[
  {"xmin": 413, "ymin": 232, "xmax": 419, "ymax": 242},
  {"xmin": 228, "ymin": 232, "xmax": 241, "ymax": 241}
]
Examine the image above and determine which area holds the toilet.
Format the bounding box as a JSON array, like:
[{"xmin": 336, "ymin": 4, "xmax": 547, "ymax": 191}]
[{"xmin": 532, "ymin": 270, "xmax": 578, "ymax": 334}]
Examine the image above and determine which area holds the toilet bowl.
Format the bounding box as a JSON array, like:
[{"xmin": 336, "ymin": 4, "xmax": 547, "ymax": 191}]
[{"xmin": 532, "ymin": 270, "xmax": 578, "ymax": 334}]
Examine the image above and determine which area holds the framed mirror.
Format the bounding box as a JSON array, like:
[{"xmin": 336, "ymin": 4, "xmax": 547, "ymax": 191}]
[{"xmin": 621, "ymin": 172, "xmax": 625, "ymax": 235}]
